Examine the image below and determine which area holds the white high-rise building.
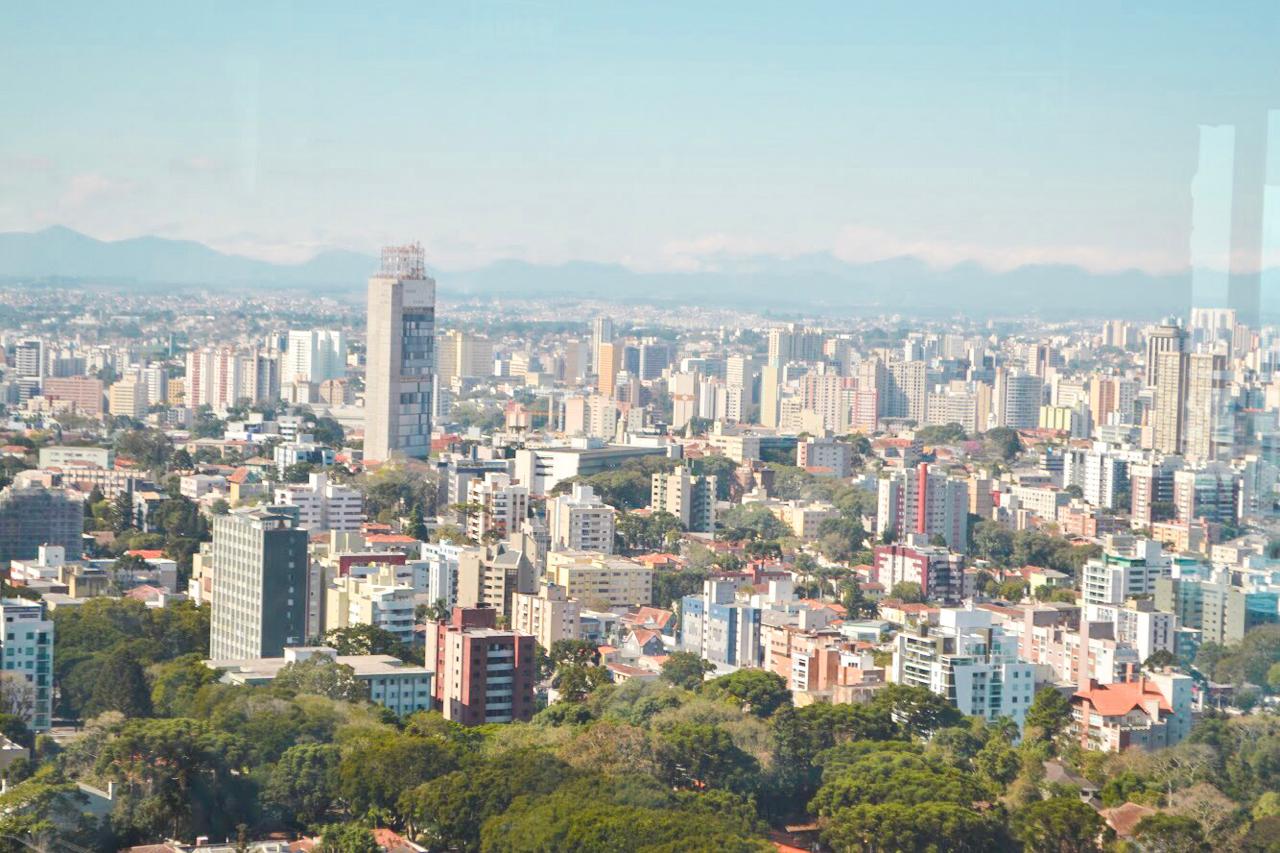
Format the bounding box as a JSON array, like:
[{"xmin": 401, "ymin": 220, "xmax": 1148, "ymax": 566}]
[
  {"xmin": 547, "ymin": 483, "xmax": 616, "ymax": 553},
  {"xmin": 272, "ymin": 473, "xmax": 364, "ymax": 532},
  {"xmin": 0, "ymin": 599, "xmax": 53, "ymax": 732},
  {"xmin": 285, "ymin": 329, "xmax": 347, "ymax": 385},
  {"xmin": 891, "ymin": 606, "xmax": 1035, "ymax": 729},
  {"xmin": 365, "ymin": 245, "xmax": 436, "ymax": 463}
]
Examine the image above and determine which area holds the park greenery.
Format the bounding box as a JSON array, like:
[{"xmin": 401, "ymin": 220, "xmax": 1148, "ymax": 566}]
[{"xmin": 13, "ymin": 611, "xmax": 1280, "ymax": 852}]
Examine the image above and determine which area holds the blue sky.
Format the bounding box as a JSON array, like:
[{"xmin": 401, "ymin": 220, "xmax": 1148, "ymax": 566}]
[{"xmin": 4, "ymin": 2, "xmax": 1280, "ymax": 272}]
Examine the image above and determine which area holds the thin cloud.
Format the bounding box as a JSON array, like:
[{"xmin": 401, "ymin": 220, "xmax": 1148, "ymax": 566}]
[
  {"xmin": 60, "ymin": 173, "xmax": 136, "ymax": 208},
  {"xmin": 654, "ymin": 226, "xmax": 1190, "ymax": 276}
]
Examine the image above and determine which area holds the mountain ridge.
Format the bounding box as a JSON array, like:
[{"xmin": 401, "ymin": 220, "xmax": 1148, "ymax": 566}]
[{"xmin": 0, "ymin": 226, "xmax": 1190, "ymax": 318}]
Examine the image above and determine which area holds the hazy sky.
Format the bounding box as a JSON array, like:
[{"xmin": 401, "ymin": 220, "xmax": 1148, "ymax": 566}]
[{"xmin": 4, "ymin": 2, "xmax": 1280, "ymax": 273}]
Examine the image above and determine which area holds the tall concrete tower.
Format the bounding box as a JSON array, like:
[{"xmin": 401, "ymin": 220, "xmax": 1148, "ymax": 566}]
[{"xmin": 365, "ymin": 244, "xmax": 435, "ymax": 463}]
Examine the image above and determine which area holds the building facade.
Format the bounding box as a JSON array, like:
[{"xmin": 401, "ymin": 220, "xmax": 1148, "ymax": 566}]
[
  {"xmin": 365, "ymin": 244, "xmax": 436, "ymax": 463},
  {"xmin": 210, "ymin": 506, "xmax": 310, "ymax": 660}
]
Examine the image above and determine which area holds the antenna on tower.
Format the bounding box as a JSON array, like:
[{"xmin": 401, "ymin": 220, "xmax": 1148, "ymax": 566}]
[{"xmin": 380, "ymin": 243, "xmax": 425, "ymax": 279}]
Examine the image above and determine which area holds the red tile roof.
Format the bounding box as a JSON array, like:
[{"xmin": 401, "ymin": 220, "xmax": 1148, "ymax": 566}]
[
  {"xmin": 1074, "ymin": 678, "xmax": 1172, "ymax": 717},
  {"xmin": 625, "ymin": 606, "xmax": 674, "ymax": 629},
  {"xmin": 125, "ymin": 549, "xmax": 166, "ymax": 560},
  {"xmin": 1101, "ymin": 802, "xmax": 1157, "ymax": 838}
]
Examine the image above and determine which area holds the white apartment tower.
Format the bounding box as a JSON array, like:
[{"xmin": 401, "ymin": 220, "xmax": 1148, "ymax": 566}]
[
  {"xmin": 365, "ymin": 244, "xmax": 436, "ymax": 463},
  {"xmin": 0, "ymin": 600, "xmax": 54, "ymax": 732},
  {"xmin": 547, "ymin": 483, "xmax": 616, "ymax": 553}
]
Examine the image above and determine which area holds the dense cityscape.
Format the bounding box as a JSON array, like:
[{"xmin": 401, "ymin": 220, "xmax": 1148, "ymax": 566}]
[
  {"xmin": 0, "ymin": 246, "xmax": 1273, "ymax": 852},
  {"xmin": 10, "ymin": 4, "xmax": 1280, "ymax": 853}
]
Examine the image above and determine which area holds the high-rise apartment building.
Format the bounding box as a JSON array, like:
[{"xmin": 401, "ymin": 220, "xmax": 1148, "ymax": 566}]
[
  {"xmin": 596, "ymin": 341, "xmax": 620, "ymax": 398},
  {"xmin": 995, "ymin": 369, "xmax": 1043, "ymax": 429},
  {"xmin": 591, "ymin": 317, "xmax": 614, "ymax": 376},
  {"xmin": 875, "ymin": 463, "xmax": 969, "ymax": 550},
  {"xmin": 511, "ymin": 582, "xmax": 581, "ymax": 648},
  {"xmin": 874, "ymin": 539, "xmax": 966, "ymax": 602},
  {"xmin": 285, "ymin": 329, "xmax": 347, "ymax": 385},
  {"xmin": 885, "ymin": 361, "xmax": 927, "ymax": 423},
  {"xmin": 210, "ymin": 506, "xmax": 309, "ymax": 660},
  {"xmin": 1081, "ymin": 536, "xmax": 1171, "ymax": 607},
  {"xmin": 466, "ymin": 472, "xmax": 529, "ymax": 543},
  {"xmin": 40, "ymin": 376, "xmax": 104, "ymax": 416},
  {"xmin": 891, "ymin": 607, "xmax": 1035, "ymax": 729},
  {"xmin": 0, "ymin": 600, "xmax": 54, "ymax": 731},
  {"xmin": 547, "ymin": 483, "xmax": 616, "ymax": 553},
  {"xmin": 425, "ymin": 606, "xmax": 536, "ymax": 725},
  {"xmin": 0, "ymin": 485, "xmax": 83, "ymax": 563},
  {"xmin": 1151, "ymin": 349, "xmax": 1188, "ymax": 454},
  {"xmin": 435, "ymin": 330, "xmax": 494, "ymax": 383},
  {"xmin": 1182, "ymin": 352, "xmax": 1228, "ymax": 461},
  {"xmin": 1145, "ymin": 322, "xmax": 1188, "ymax": 388},
  {"xmin": 796, "ymin": 437, "xmax": 856, "ymax": 478},
  {"xmin": 324, "ymin": 564, "xmax": 416, "ymax": 646},
  {"xmin": 12, "ymin": 341, "xmax": 44, "ymax": 380},
  {"xmin": 108, "ymin": 377, "xmax": 147, "ymax": 420},
  {"xmin": 651, "ymin": 466, "xmax": 716, "ymax": 533},
  {"xmin": 759, "ymin": 363, "xmax": 783, "ymax": 429},
  {"xmin": 365, "ymin": 244, "xmax": 435, "ymax": 463},
  {"xmin": 272, "ymin": 472, "xmax": 363, "ymax": 532},
  {"xmin": 546, "ymin": 552, "xmax": 654, "ymax": 607}
]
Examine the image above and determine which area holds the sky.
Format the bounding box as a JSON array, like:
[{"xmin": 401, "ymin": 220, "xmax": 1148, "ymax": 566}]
[{"xmin": 4, "ymin": 2, "xmax": 1280, "ymax": 274}]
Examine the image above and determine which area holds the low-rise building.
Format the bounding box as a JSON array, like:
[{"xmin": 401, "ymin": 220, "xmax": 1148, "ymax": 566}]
[
  {"xmin": 1071, "ymin": 672, "xmax": 1193, "ymax": 752},
  {"xmin": 546, "ymin": 551, "xmax": 654, "ymax": 608},
  {"xmin": 210, "ymin": 646, "xmax": 432, "ymax": 716}
]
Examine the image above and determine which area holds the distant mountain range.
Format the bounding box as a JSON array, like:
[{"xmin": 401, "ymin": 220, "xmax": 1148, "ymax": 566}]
[{"xmin": 0, "ymin": 226, "xmax": 1191, "ymax": 318}]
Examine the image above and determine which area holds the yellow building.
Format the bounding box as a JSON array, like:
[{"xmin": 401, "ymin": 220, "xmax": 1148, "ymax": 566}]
[{"xmin": 546, "ymin": 551, "xmax": 653, "ymax": 608}]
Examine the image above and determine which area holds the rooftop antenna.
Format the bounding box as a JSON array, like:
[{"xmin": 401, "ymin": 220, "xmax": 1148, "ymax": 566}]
[{"xmin": 380, "ymin": 243, "xmax": 426, "ymax": 279}]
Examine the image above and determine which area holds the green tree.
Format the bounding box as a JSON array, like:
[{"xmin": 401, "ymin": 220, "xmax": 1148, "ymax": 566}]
[
  {"xmin": 704, "ymin": 669, "xmax": 791, "ymax": 717},
  {"xmin": 972, "ymin": 521, "xmax": 1014, "ymax": 565},
  {"xmin": 265, "ymin": 743, "xmax": 341, "ymax": 829},
  {"xmin": 822, "ymin": 802, "xmax": 1004, "ymax": 853},
  {"xmin": 84, "ymin": 651, "xmax": 153, "ymax": 718},
  {"xmin": 400, "ymin": 750, "xmax": 572, "ymax": 851},
  {"xmin": 1133, "ymin": 813, "xmax": 1209, "ymax": 853},
  {"xmin": 652, "ymin": 722, "xmax": 759, "ymax": 794},
  {"xmin": 549, "ymin": 639, "xmax": 600, "ymax": 668},
  {"xmin": 320, "ymin": 624, "xmax": 413, "ymax": 662},
  {"xmin": 274, "ymin": 656, "xmax": 368, "ymax": 702},
  {"xmin": 318, "ymin": 823, "xmax": 379, "ymax": 853},
  {"xmin": 1010, "ymin": 797, "xmax": 1107, "ymax": 853},
  {"xmin": 1024, "ymin": 687, "xmax": 1073, "ymax": 744},
  {"xmin": 96, "ymin": 717, "xmax": 249, "ymax": 841},
  {"xmin": 111, "ymin": 490, "xmax": 136, "ymax": 533},
  {"xmin": 983, "ymin": 427, "xmax": 1022, "ymax": 461},
  {"xmin": 660, "ymin": 651, "xmax": 714, "ymax": 690},
  {"xmin": 890, "ymin": 581, "xmax": 923, "ymax": 603},
  {"xmin": 149, "ymin": 654, "xmax": 222, "ymax": 717},
  {"xmin": 554, "ymin": 664, "xmax": 611, "ymax": 703},
  {"xmin": 652, "ymin": 567, "xmax": 707, "ymax": 609},
  {"xmin": 974, "ymin": 734, "xmax": 1021, "ymax": 786},
  {"xmin": 337, "ymin": 731, "xmax": 461, "ymax": 818},
  {"xmin": 870, "ymin": 684, "xmax": 963, "ymax": 738}
]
